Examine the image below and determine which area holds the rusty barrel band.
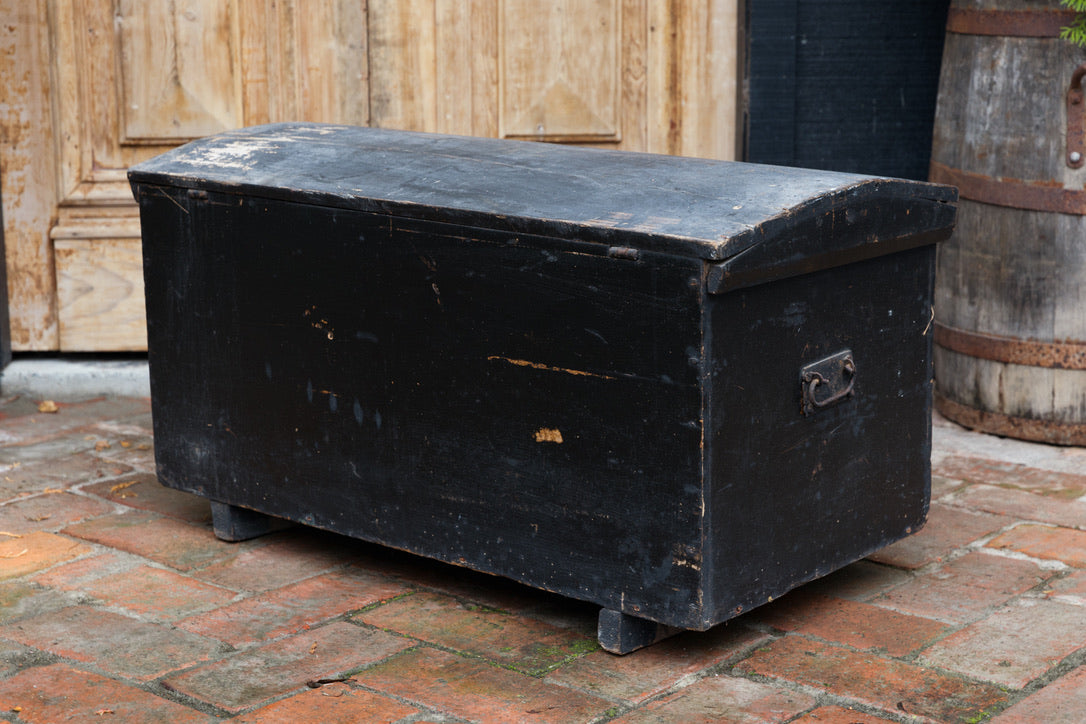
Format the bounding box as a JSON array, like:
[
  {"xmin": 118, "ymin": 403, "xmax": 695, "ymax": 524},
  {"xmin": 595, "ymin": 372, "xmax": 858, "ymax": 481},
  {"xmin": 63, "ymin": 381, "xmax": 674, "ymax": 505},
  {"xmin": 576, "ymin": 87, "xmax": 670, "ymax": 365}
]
[
  {"xmin": 934, "ymin": 322, "xmax": 1086, "ymax": 370},
  {"xmin": 929, "ymin": 162, "xmax": 1086, "ymax": 215},
  {"xmin": 935, "ymin": 393, "xmax": 1086, "ymax": 447},
  {"xmin": 945, "ymin": 8, "xmax": 1077, "ymax": 38}
]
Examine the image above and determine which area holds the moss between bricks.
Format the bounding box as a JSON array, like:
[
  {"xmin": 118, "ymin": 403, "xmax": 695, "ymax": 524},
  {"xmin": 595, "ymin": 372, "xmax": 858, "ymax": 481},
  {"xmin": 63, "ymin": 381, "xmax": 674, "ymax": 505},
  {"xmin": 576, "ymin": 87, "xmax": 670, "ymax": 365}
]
[{"xmin": 353, "ymin": 591, "xmax": 415, "ymax": 615}]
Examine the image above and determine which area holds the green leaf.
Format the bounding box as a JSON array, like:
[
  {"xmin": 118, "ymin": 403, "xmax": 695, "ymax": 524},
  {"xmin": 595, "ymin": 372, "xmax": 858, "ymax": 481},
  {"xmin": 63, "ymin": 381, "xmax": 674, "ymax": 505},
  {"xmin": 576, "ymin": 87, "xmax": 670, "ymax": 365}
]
[{"xmin": 1061, "ymin": 4, "xmax": 1086, "ymax": 49}]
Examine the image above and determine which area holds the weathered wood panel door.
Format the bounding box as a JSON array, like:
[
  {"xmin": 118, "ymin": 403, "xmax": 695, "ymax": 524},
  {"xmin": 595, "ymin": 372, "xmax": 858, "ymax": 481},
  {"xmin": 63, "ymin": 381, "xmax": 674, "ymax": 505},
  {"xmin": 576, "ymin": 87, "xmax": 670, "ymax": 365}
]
[
  {"xmin": 366, "ymin": 0, "xmax": 736, "ymax": 157},
  {"xmin": 2, "ymin": 0, "xmax": 738, "ymax": 352}
]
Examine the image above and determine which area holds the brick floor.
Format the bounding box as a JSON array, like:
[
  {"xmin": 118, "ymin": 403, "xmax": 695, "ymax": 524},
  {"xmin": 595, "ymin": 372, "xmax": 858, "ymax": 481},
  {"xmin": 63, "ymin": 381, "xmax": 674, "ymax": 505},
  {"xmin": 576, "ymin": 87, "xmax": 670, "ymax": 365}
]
[
  {"xmin": 0, "ymin": 397, "xmax": 151, "ymax": 445},
  {"xmin": 1, "ymin": 605, "xmax": 222, "ymax": 681},
  {"xmin": 800, "ymin": 559, "xmax": 911, "ymax": 602},
  {"xmin": 871, "ymin": 549, "xmax": 1052, "ymax": 624},
  {"xmin": 233, "ymin": 683, "xmax": 422, "ymax": 723},
  {"xmin": 83, "ymin": 473, "xmax": 214, "ymax": 524},
  {"xmin": 935, "ymin": 455, "xmax": 1086, "ymax": 499},
  {"xmin": 0, "ymin": 531, "xmax": 92, "ymax": 581},
  {"xmin": 947, "ymin": 483, "xmax": 1086, "ymax": 530},
  {"xmin": 753, "ymin": 589, "xmax": 950, "ymax": 656},
  {"xmin": 0, "ymin": 640, "xmax": 36, "ymax": 678},
  {"xmin": 0, "ymin": 663, "xmax": 210, "ymax": 723},
  {"xmin": 790, "ymin": 705, "xmax": 900, "ymax": 723},
  {"xmin": 188, "ymin": 529, "xmax": 348, "ymax": 593},
  {"xmin": 161, "ymin": 621, "xmax": 412, "ymax": 713},
  {"xmin": 0, "ymin": 491, "xmax": 113, "ymax": 535},
  {"xmin": 353, "ymin": 589, "xmax": 599, "ymax": 675},
  {"xmin": 0, "ymin": 581, "xmax": 73, "ymax": 625},
  {"xmin": 77, "ymin": 564, "xmax": 237, "ymax": 621},
  {"xmin": 354, "ymin": 647, "xmax": 614, "ymax": 723},
  {"xmin": 737, "ymin": 637, "xmax": 1011, "ymax": 721},
  {"xmin": 4, "ymin": 394, "xmax": 1086, "ymax": 722},
  {"xmin": 544, "ymin": 625, "xmax": 770, "ymax": 704},
  {"xmin": 31, "ymin": 551, "xmax": 137, "ymax": 590},
  {"xmin": 866, "ymin": 503, "xmax": 1014, "ymax": 569},
  {"xmin": 987, "ymin": 523, "xmax": 1086, "ymax": 567},
  {"xmin": 178, "ymin": 570, "xmax": 409, "ymax": 646},
  {"xmin": 1042, "ymin": 568, "xmax": 1086, "ymax": 603},
  {"xmin": 61, "ymin": 511, "xmax": 244, "ymax": 571},
  {"xmin": 1, "ymin": 451, "xmax": 133, "ymax": 498},
  {"xmin": 918, "ymin": 598, "xmax": 1086, "ymax": 688},
  {"xmin": 612, "ymin": 674, "xmax": 818, "ymax": 723},
  {"xmin": 991, "ymin": 665, "xmax": 1086, "ymax": 723}
]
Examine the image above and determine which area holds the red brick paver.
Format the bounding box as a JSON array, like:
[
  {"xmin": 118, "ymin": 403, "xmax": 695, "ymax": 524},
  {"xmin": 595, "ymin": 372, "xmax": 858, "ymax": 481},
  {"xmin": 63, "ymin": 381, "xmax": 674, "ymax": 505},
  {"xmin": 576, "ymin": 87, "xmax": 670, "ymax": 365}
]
[
  {"xmin": 801, "ymin": 559, "xmax": 911, "ymax": 601},
  {"xmin": 613, "ymin": 674, "xmax": 817, "ymax": 723},
  {"xmin": 738, "ymin": 636, "xmax": 1010, "ymax": 722},
  {"xmin": 189, "ymin": 530, "xmax": 347, "ymax": 593},
  {"xmin": 0, "ymin": 640, "xmax": 33, "ymax": 678},
  {"xmin": 84, "ymin": 473, "xmax": 213, "ymax": 524},
  {"xmin": 791, "ymin": 705, "xmax": 900, "ymax": 723},
  {"xmin": 161, "ymin": 621, "xmax": 411, "ymax": 713},
  {"xmin": 987, "ymin": 523, "xmax": 1086, "ymax": 567},
  {"xmin": 949, "ymin": 483, "xmax": 1086, "ymax": 530},
  {"xmin": 354, "ymin": 589, "xmax": 598, "ymax": 675},
  {"xmin": 62, "ymin": 511, "xmax": 242, "ymax": 571},
  {"xmin": 1, "ymin": 451, "xmax": 133, "ymax": 498},
  {"xmin": 872, "ymin": 549, "xmax": 1052, "ymax": 624},
  {"xmin": 918, "ymin": 598, "xmax": 1086, "ymax": 687},
  {"xmin": 0, "ymin": 491, "xmax": 112, "ymax": 534},
  {"xmin": 1, "ymin": 605, "xmax": 221, "ymax": 680},
  {"xmin": 179, "ymin": 569, "xmax": 408, "ymax": 646},
  {"xmin": 992, "ymin": 665, "xmax": 1086, "ymax": 723},
  {"xmin": 545, "ymin": 624, "xmax": 769, "ymax": 703},
  {"xmin": 0, "ymin": 581, "xmax": 72, "ymax": 625},
  {"xmin": 0, "ymin": 663, "xmax": 209, "ymax": 723},
  {"xmin": 31, "ymin": 551, "xmax": 134, "ymax": 589},
  {"xmin": 866, "ymin": 503, "xmax": 1014, "ymax": 569},
  {"xmin": 936, "ymin": 455, "xmax": 1086, "ymax": 499},
  {"xmin": 0, "ymin": 531, "xmax": 91, "ymax": 581},
  {"xmin": 234, "ymin": 684, "xmax": 421, "ymax": 723},
  {"xmin": 1042, "ymin": 568, "xmax": 1086, "ymax": 602},
  {"xmin": 354, "ymin": 647, "xmax": 613, "ymax": 723},
  {"xmin": 78, "ymin": 564, "xmax": 237, "ymax": 621},
  {"xmin": 0, "ymin": 397, "xmax": 150, "ymax": 445},
  {"xmin": 752, "ymin": 589, "xmax": 949, "ymax": 656}
]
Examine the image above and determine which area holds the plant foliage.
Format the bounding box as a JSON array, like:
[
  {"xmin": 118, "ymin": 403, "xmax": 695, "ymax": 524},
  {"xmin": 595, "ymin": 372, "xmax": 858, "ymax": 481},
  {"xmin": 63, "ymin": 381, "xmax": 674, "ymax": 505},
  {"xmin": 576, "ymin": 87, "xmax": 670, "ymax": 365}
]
[{"xmin": 1062, "ymin": 0, "xmax": 1086, "ymax": 48}]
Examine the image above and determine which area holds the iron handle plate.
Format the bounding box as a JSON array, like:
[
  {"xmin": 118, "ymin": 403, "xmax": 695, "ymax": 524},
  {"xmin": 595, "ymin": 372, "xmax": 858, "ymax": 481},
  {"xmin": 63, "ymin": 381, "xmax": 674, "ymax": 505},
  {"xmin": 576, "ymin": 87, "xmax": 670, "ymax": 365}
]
[{"xmin": 800, "ymin": 350, "xmax": 856, "ymax": 415}]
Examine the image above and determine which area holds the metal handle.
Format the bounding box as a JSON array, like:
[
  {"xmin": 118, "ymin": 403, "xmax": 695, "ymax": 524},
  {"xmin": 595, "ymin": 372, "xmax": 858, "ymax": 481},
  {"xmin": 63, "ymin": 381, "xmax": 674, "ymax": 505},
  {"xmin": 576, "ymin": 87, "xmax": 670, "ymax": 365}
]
[
  {"xmin": 800, "ymin": 352, "xmax": 856, "ymax": 415},
  {"xmin": 1067, "ymin": 64, "xmax": 1086, "ymax": 168}
]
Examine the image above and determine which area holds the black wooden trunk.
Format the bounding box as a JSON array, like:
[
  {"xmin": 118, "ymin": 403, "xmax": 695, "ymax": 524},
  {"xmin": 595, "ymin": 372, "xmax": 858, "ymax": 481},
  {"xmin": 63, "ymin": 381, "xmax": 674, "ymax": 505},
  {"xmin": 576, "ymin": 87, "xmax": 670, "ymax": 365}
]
[{"xmin": 130, "ymin": 123, "xmax": 956, "ymax": 652}]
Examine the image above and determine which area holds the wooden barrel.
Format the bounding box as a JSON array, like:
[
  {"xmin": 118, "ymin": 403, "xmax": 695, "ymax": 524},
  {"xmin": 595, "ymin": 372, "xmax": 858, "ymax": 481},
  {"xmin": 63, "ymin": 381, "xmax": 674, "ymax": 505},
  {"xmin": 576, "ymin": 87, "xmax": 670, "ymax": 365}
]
[{"xmin": 931, "ymin": 0, "xmax": 1086, "ymax": 445}]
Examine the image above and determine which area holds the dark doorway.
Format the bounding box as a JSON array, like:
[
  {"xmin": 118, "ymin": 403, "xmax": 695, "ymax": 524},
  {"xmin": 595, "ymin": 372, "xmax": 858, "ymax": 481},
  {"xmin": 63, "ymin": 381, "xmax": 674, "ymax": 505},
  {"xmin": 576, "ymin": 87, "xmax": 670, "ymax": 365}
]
[
  {"xmin": 0, "ymin": 178, "xmax": 10, "ymax": 369},
  {"xmin": 745, "ymin": 0, "xmax": 951, "ymax": 180}
]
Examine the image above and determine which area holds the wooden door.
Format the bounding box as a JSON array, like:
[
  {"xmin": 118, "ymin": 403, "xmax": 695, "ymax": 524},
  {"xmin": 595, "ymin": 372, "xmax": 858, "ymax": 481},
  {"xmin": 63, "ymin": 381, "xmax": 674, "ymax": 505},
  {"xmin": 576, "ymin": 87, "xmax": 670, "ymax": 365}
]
[
  {"xmin": 2, "ymin": 0, "xmax": 738, "ymax": 352},
  {"xmin": 366, "ymin": 0, "xmax": 737, "ymax": 157}
]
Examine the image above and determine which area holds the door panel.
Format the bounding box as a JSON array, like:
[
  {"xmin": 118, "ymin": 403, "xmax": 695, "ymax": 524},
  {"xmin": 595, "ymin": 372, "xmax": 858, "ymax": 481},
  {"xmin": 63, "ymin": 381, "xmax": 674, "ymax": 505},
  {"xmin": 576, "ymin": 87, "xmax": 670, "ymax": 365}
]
[
  {"xmin": 499, "ymin": 0, "xmax": 620, "ymax": 142},
  {"xmin": 55, "ymin": 239, "xmax": 146, "ymax": 352},
  {"xmin": 118, "ymin": 0, "xmax": 242, "ymax": 142}
]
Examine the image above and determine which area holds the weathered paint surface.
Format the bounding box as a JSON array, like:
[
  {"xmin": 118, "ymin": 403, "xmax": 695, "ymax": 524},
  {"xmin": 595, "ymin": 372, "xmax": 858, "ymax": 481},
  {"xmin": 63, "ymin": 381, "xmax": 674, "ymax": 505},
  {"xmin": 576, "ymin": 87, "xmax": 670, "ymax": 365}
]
[{"xmin": 0, "ymin": 0, "xmax": 58, "ymax": 349}]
